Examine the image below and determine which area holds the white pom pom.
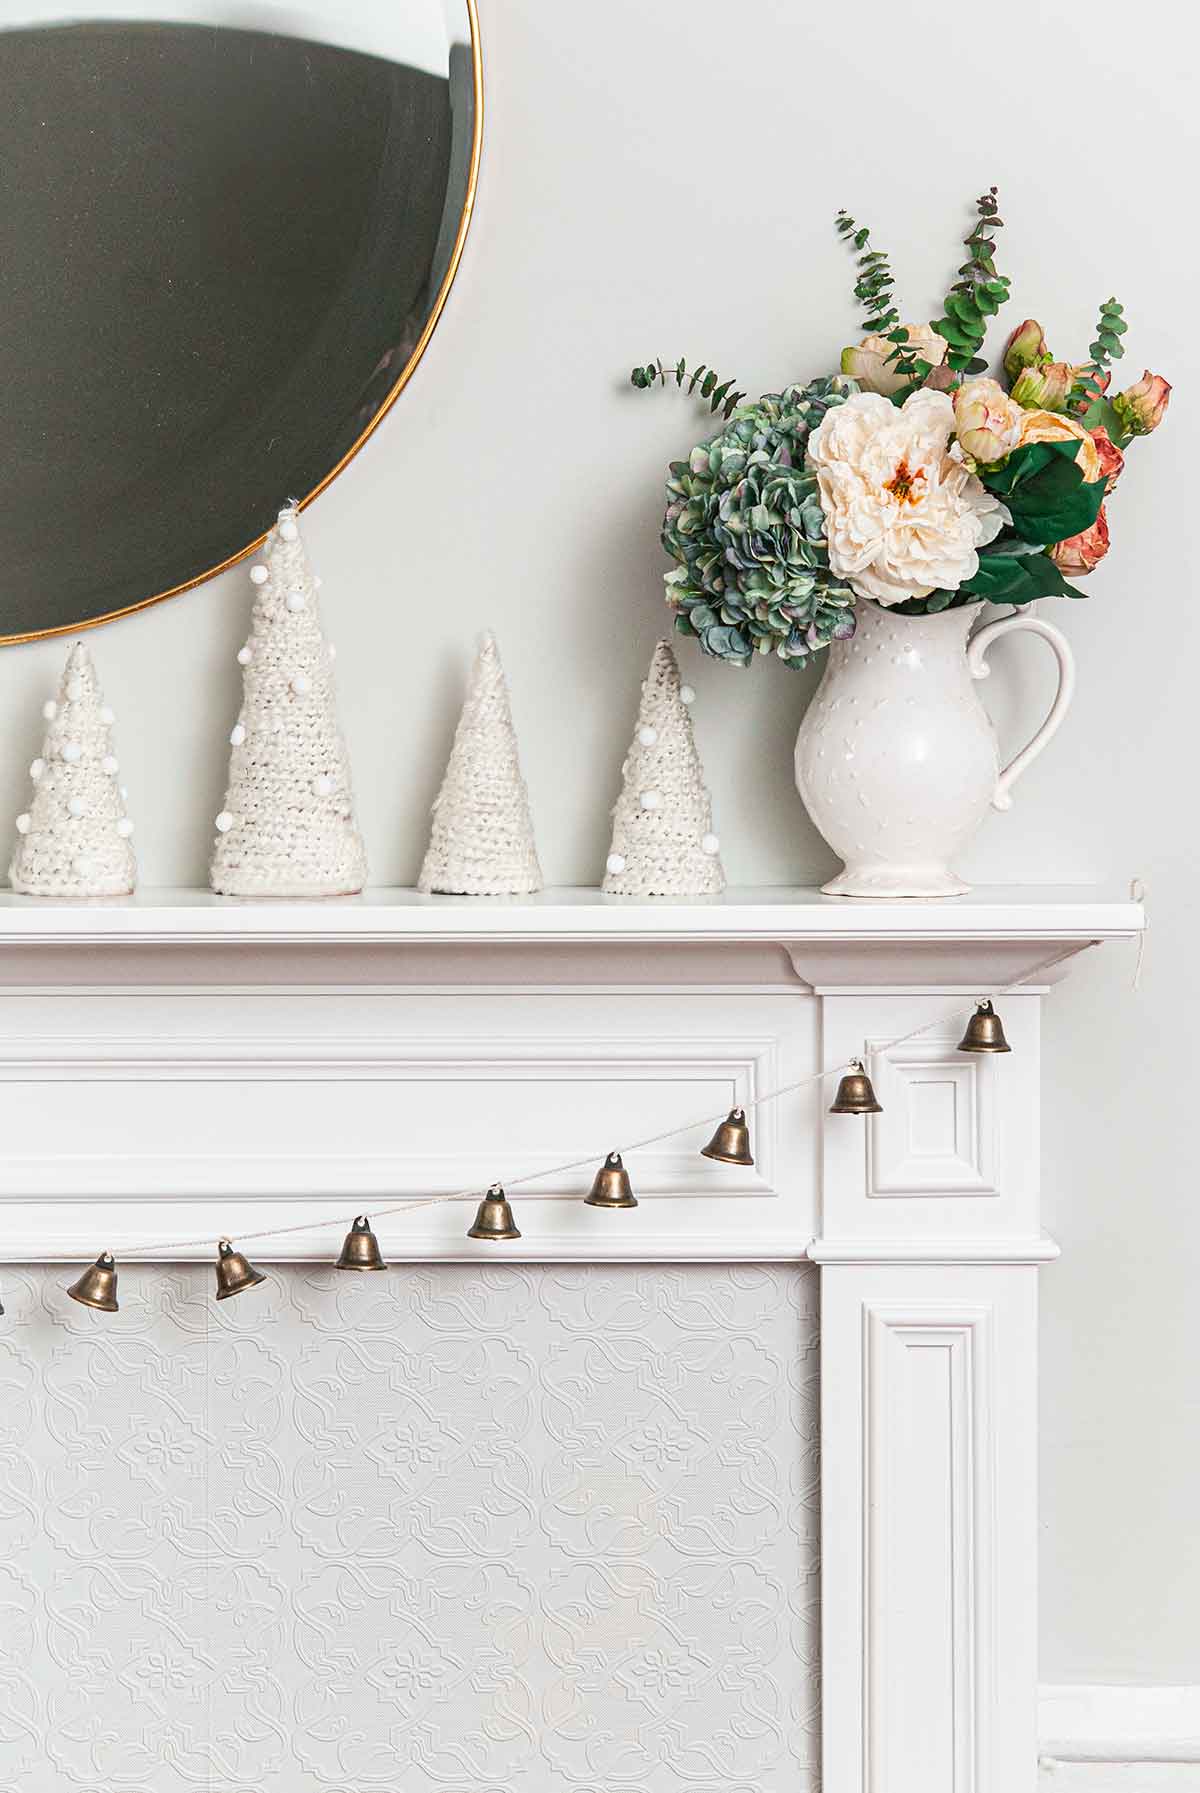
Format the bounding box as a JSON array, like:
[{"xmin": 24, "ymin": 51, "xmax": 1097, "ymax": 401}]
[
  {"xmin": 66, "ymin": 677, "xmax": 84, "ymax": 702},
  {"xmin": 638, "ymin": 725, "xmax": 658, "ymax": 747},
  {"xmin": 215, "ymin": 811, "xmax": 234, "ymax": 833},
  {"xmin": 639, "ymin": 789, "xmax": 661, "ymax": 811},
  {"xmin": 102, "ymin": 755, "xmax": 119, "ymax": 776},
  {"xmin": 15, "ymin": 812, "xmax": 30, "ymax": 834},
  {"xmin": 29, "ymin": 758, "xmax": 44, "ymax": 781},
  {"xmin": 286, "ymin": 589, "xmax": 306, "ymax": 613},
  {"xmin": 237, "ymin": 645, "xmax": 253, "ymax": 666},
  {"xmin": 606, "ymin": 852, "xmax": 626, "ymax": 875},
  {"xmin": 278, "ymin": 519, "xmax": 299, "ymax": 543},
  {"xmin": 67, "ymin": 796, "xmax": 85, "ymax": 818},
  {"xmin": 291, "ymin": 673, "xmax": 311, "ymax": 696},
  {"xmin": 249, "ymin": 565, "xmax": 269, "ymax": 586},
  {"xmin": 702, "ymin": 833, "xmax": 720, "ymax": 855},
  {"xmin": 230, "ymin": 724, "xmax": 246, "ymax": 747},
  {"xmin": 117, "ymin": 817, "xmax": 134, "ymax": 838},
  {"xmin": 313, "ymin": 774, "xmax": 333, "ymax": 797},
  {"xmin": 680, "ymin": 684, "xmax": 696, "ymax": 705},
  {"xmin": 119, "ymin": 786, "xmax": 129, "ymax": 801},
  {"xmin": 99, "ymin": 706, "xmax": 115, "ymax": 726},
  {"xmin": 42, "ymin": 699, "xmax": 57, "ymax": 721},
  {"xmin": 61, "ymin": 742, "xmax": 82, "ymax": 764},
  {"xmin": 327, "ymin": 642, "xmax": 337, "ymax": 660}
]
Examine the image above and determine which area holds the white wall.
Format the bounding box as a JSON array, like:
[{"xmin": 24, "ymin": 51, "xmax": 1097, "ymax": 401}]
[{"xmin": 0, "ymin": 0, "xmax": 1194, "ymax": 1684}]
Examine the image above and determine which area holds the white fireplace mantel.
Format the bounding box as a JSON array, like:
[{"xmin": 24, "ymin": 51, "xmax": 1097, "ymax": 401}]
[{"xmin": 0, "ymin": 882, "xmax": 1142, "ymax": 1793}]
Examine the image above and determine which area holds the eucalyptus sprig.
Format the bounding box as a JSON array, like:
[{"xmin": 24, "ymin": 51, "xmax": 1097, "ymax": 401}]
[
  {"xmin": 834, "ymin": 211, "xmax": 927, "ymax": 389},
  {"xmin": 1069, "ymin": 297, "xmax": 1128, "ymax": 417},
  {"xmin": 929, "ymin": 187, "xmax": 1011, "ymax": 375},
  {"xmin": 630, "ymin": 357, "xmax": 747, "ymax": 420}
]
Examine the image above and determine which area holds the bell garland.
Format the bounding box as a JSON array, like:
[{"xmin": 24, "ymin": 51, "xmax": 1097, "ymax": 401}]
[{"xmin": 41, "ymin": 987, "xmax": 1034, "ymax": 1314}]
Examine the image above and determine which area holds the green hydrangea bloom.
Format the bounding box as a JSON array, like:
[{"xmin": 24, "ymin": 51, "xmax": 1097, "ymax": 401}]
[{"xmin": 662, "ymin": 375, "xmax": 859, "ymax": 669}]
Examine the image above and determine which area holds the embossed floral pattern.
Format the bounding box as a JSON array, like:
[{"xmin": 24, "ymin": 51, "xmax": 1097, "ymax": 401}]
[{"xmin": 0, "ymin": 1264, "xmax": 819, "ymax": 1792}]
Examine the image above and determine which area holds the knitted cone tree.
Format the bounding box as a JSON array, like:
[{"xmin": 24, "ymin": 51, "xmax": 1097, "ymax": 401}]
[
  {"xmin": 602, "ymin": 641, "xmax": 725, "ymax": 896},
  {"xmin": 211, "ymin": 505, "xmax": 367, "ymax": 897},
  {"xmin": 9, "ymin": 642, "xmax": 136, "ymax": 897},
  {"xmin": 418, "ymin": 633, "xmax": 542, "ymax": 895}
]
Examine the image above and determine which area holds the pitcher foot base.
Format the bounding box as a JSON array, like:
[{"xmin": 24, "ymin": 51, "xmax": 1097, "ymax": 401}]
[{"xmin": 820, "ymin": 865, "xmax": 971, "ymax": 899}]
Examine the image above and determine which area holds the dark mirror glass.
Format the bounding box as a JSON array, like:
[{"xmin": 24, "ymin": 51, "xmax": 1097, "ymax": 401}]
[{"xmin": 0, "ymin": 1, "xmax": 479, "ymax": 643}]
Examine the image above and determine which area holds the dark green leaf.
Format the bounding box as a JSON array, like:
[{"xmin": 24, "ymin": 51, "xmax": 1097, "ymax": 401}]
[
  {"xmin": 981, "ymin": 439, "xmax": 1079, "ymax": 494},
  {"xmin": 1001, "ymin": 454, "xmax": 1106, "ymax": 546},
  {"xmin": 959, "ymin": 551, "xmax": 1081, "ymax": 603}
]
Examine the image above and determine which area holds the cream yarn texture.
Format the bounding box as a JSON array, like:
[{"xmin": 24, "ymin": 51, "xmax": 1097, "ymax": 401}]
[
  {"xmin": 210, "ymin": 506, "xmax": 367, "ymax": 898},
  {"xmin": 9, "ymin": 642, "xmax": 137, "ymax": 898},
  {"xmin": 418, "ymin": 633, "xmax": 542, "ymax": 896},
  {"xmin": 602, "ymin": 640, "xmax": 725, "ymax": 896}
]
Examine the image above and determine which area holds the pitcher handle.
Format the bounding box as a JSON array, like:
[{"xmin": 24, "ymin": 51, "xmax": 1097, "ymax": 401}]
[{"xmin": 967, "ymin": 609, "xmax": 1076, "ymax": 812}]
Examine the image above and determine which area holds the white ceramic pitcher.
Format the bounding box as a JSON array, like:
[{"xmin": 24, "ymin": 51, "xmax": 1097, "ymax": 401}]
[{"xmin": 794, "ymin": 601, "xmax": 1075, "ymax": 898}]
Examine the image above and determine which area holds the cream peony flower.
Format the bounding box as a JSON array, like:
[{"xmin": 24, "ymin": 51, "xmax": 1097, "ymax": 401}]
[
  {"xmin": 840, "ymin": 323, "xmax": 949, "ymax": 397},
  {"xmin": 1016, "ymin": 409, "xmax": 1102, "ymax": 483},
  {"xmin": 807, "ymin": 390, "xmax": 1009, "ymax": 607}
]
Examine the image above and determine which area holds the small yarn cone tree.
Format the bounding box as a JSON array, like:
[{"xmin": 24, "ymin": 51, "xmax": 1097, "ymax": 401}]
[
  {"xmin": 603, "ymin": 641, "xmax": 725, "ymax": 896},
  {"xmin": 418, "ymin": 633, "xmax": 542, "ymax": 895},
  {"xmin": 211, "ymin": 504, "xmax": 367, "ymax": 897},
  {"xmin": 9, "ymin": 641, "xmax": 136, "ymax": 897}
]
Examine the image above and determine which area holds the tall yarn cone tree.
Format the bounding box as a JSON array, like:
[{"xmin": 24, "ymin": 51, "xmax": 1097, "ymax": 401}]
[
  {"xmin": 602, "ymin": 640, "xmax": 725, "ymax": 896},
  {"xmin": 418, "ymin": 633, "xmax": 542, "ymax": 895},
  {"xmin": 211, "ymin": 504, "xmax": 367, "ymax": 897},
  {"xmin": 9, "ymin": 641, "xmax": 136, "ymax": 897}
]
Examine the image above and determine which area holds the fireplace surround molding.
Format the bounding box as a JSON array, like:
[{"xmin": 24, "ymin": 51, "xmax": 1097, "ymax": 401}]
[{"xmin": 0, "ymin": 882, "xmax": 1142, "ymax": 1792}]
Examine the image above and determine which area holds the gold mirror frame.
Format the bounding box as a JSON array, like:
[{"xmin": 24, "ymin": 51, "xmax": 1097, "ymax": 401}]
[{"xmin": 6, "ymin": 0, "xmax": 482, "ymax": 647}]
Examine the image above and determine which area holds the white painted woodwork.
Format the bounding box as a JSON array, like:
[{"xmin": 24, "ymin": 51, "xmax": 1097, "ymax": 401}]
[
  {"xmin": 0, "ymin": 884, "xmax": 1142, "ymax": 1793},
  {"xmin": 1040, "ymin": 1682, "xmax": 1200, "ymax": 1768}
]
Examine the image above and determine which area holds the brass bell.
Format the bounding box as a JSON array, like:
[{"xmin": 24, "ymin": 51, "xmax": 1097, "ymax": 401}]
[
  {"xmin": 67, "ymin": 1252, "xmax": 120, "ymax": 1312},
  {"xmin": 585, "ymin": 1151, "xmax": 638, "ymax": 1209},
  {"xmin": 467, "ymin": 1186, "xmax": 521, "ymax": 1241},
  {"xmin": 335, "ymin": 1215, "xmax": 388, "ymax": 1271},
  {"xmin": 213, "ymin": 1238, "xmax": 267, "ymax": 1300},
  {"xmin": 957, "ymin": 999, "xmax": 1012, "ymax": 1054},
  {"xmin": 829, "ymin": 1059, "xmax": 883, "ymax": 1116},
  {"xmin": 700, "ymin": 1108, "xmax": 754, "ymax": 1166}
]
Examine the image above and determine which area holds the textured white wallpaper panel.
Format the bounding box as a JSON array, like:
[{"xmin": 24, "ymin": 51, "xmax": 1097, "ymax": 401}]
[{"xmin": 0, "ymin": 1264, "xmax": 820, "ymax": 1792}]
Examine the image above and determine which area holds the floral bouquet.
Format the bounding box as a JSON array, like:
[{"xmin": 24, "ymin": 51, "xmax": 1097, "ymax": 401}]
[{"xmin": 632, "ymin": 189, "xmax": 1171, "ymax": 669}]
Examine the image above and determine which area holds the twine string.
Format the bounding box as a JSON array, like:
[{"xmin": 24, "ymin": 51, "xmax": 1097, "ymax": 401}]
[{"xmin": 123, "ymin": 942, "xmax": 1095, "ymax": 1257}]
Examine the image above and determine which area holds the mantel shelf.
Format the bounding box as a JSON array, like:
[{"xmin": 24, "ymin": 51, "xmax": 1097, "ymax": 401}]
[{"xmin": 0, "ymin": 884, "xmax": 1145, "ymax": 947}]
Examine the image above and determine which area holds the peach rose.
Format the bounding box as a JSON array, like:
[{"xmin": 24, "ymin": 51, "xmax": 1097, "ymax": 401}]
[
  {"xmin": 1090, "ymin": 425, "xmax": 1124, "ymax": 493},
  {"xmin": 1049, "ymin": 505, "xmax": 1110, "ymax": 576},
  {"xmin": 1017, "ymin": 409, "xmax": 1102, "ymax": 483}
]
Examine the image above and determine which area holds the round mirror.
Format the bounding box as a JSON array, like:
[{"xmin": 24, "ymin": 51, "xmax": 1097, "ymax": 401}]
[{"xmin": 0, "ymin": 0, "xmax": 481, "ymax": 644}]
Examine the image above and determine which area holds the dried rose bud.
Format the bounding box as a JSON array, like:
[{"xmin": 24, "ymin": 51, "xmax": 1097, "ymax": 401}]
[
  {"xmin": 1112, "ymin": 370, "xmax": 1172, "ymax": 437},
  {"xmin": 1003, "ymin": 318, "xmax": 1049, "ymax": 382}
]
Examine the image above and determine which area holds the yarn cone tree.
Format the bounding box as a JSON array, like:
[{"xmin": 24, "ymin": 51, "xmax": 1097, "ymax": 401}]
[
  {"xmin": 211, "ymin": 504, "xmax": 367, "ymax": 897},
  {"xmin": 418, "ymin": 633, "xmax": 542, "ymax": 895},
  {"xmin": 9, "ymin": 641, "xmax": 136, "ymax": 897},
  {"xmin": 603, "ymin": 640, "xmax": 725, "ymax": 896}
]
